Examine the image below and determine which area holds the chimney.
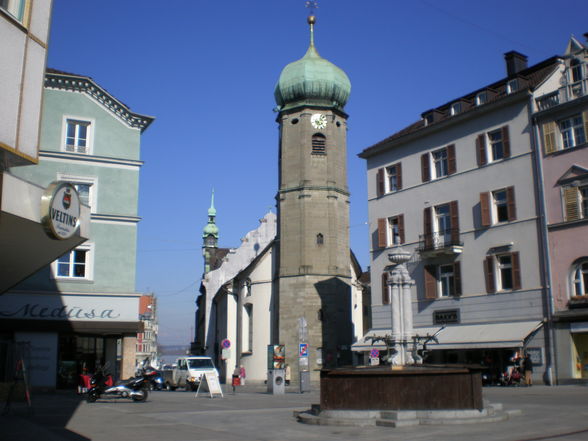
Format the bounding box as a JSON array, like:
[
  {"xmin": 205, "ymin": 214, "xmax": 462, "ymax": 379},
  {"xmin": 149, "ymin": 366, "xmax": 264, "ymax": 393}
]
[{"xmin": 504, "ymin": 51, "xmax": 528, "ymax": 77}]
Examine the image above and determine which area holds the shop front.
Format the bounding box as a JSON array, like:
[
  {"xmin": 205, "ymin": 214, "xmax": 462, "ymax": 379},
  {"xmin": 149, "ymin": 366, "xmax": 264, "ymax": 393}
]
[
  {"xmin": 0, "ymin": 292, "xmax": 140, "ymax": 389},
  {"xmin": 353, "ymin": 321, "xmax": 545, "ymax": 382}
]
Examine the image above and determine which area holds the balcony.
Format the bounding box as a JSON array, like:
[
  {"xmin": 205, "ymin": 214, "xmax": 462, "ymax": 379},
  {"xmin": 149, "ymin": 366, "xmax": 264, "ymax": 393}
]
[
  {"xmin": 418, "ymin": 229, "xmax": 463, "ymax": 258},
  {"xmin": 535, "ymin": 79, "xmax": 587, "ymax": 112}
]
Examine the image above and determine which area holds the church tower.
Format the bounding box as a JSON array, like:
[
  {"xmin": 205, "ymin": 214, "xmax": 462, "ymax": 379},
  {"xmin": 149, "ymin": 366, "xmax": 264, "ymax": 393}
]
[
  {"xmin": 274, "ymin": 13, "xmax": 352, "ymax": 384},
  {"xmin": 202, "ymin": 190, "xmax": 219, "ymax": 275}
]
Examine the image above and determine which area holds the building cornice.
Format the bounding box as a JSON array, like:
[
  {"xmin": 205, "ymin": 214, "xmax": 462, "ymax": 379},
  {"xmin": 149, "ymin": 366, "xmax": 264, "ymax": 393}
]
[
  {"xmin": 45, "ymin": 71, "xmax": 155, "ymax": 132},
  {"xmin": 39, "ymin": 150, "xmax": 143, "ymax": 168}
]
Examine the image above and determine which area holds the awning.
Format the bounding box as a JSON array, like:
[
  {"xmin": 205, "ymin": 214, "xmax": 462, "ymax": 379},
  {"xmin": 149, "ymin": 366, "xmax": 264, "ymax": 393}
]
[{"xmin": 352, "ymin": 320, "xmax": 543, "ymax": 351}]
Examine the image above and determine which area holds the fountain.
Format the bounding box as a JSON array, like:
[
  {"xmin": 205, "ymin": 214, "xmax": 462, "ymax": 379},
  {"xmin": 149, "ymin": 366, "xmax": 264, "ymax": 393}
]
[{"xmin": 297, "ymin": 247, "xmax": 517, "ymax": 427}]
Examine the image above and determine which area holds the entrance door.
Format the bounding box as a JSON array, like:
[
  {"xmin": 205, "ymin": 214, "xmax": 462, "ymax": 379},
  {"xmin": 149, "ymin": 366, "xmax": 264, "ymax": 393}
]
[{"xmin": 572, "ymin": 333, "xmax": 588, "ymax": 379}]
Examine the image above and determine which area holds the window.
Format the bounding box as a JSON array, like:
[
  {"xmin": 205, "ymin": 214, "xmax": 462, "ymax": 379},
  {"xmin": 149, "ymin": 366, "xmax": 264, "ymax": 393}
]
[
  {"xmin": 0, "ymin": 0, "xmax": 26, "ymax": 22},
  {"xmin": 64, "ymin": 119, "xmax": 91, "ymax": 154},
  {"xmin": 572, "ymin": 261, "xmax": 588, "ymax": 296},
  {"xmin": 477, "ymin": 126, "xmax": 510, "ymax": 166},
  {"xmin": 377, "ymin": 214, "xmax": 404, "ymax": 248},
  {"xmin": 570, "ymin": 59, "xmax": 584, "ymax": 83},
  {"xmin": 316, "ymin": 233, "xmax": 324, "ymax": 245},
  {"xmin": 54, "ymin": 244, "xmax": 93, "ymax": 280},
  {"xmin": 543, "ymin": 114, "xmax": 588, "ymax": 154},
  {"xmin": 563, "ymin": 184, "xmax": 588, "ymax": 221},
  {"xmin": 422, "ymin": 201, "xmax": 459, "ymax": 250},
  {"xmin": 56, "ymin": 174, "xmax": 97, "ymax": 212},
  {"xmin": 450, "ymin": 102, "xmax": 462, "ymax": 116},
  {"xmin": 311, "ymin": 133, "xmax": 326, "ymax": 155},
  {"xmin": 481, "ymin": 187, "xmax": 516, "ymax": 226},
  {"xmin": 476, "ymin": 92, "xmax": 488, "ymax": 106},
  {"xmin": 560, "ymin": 115, "xmax": 586, "ymax": 149},
  {"xmin": 484, "ymin": 252, "xmax": 521, "ymax": 293},
  {"xmin": 421, "ymin": 145, "xmax": 455, "ymax": 182},
  {"xmin": 382, "ymin": 272, "xmax": 390, "ymax": 305},
  {"xmin": 507, "ymin": 79, "xmax": 518, "ymax": 94},
  {"xmin": 376, "ymin": 163, "xmax": 402, "ymax": 196},
  {"xmin": 242, "ymin": 304, "xmax": 253, "ymax": 353},
  {"xmin": 424, "ymin": 263, "xmax": 461, "ymax": 299}
]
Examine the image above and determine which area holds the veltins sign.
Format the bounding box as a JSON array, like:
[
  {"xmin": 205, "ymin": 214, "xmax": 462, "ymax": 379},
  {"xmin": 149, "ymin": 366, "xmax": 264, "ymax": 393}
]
[{"xmin": 41, "ymin": 181, "xmax": 81, "ymax": 240}]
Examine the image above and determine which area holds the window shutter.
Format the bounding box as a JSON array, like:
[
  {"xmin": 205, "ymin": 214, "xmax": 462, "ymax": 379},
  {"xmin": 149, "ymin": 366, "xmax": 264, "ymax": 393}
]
[
  {"xmin": 378, "ymin": 218, "xmax": 387, "ymax": 248},
  {"xmin": 564, "ymin": 187, "xmax": 580, "ymax": 221},
  {"xmin": 449, "ymin": 200, "xmax": 459, "ymax": 244},
  {"xmin": 583, "ymin": 111, "xmax": 588, "ymax": 144},
  {"xmin": 502, "ymin": 126, "xmax": 511, "ymax": 158},
  {"xmin": 423, "ymin": 207, "xmax": 432, "ymax": 249},
  {"xmin": 377, "ymin": 168, "xmax": 385, "ymax": 197},
  {"xmin": 507, "ymin": 186, "xmax": 517, "ymax": 221},
  {"xmin": 398, "ymin": 214, "xmax": 405, "ymax": 244},
  {"xmin": 382, "ymin": 272, "xmax": 390, "ymax": 305},
  {"xmin": 454, "ymin": 261, "xmax": 462, "ymax": 296},
  {"xmin": 480, "ymin": 192, "xmax": 491, "ymax": 227},
  {"xmin": 447, "ymin": 144, "xmax": 457, "ymax": 175},
  {"xmin": 512, "ymin": 252, "xmax": 521, "ymax": 290},
  {"xmin": 542, "ymin": 121, "xmax": 557, "ymax": 154},
  {"xmin": 484, "ymin": 256, "xmax": 495, "ymax": 293},
  {"xmin": 421, "ymin": 153, "xmax": 430, "ymax": 182},
  {"xmin": 476, "ymin": 134, "xmax": 487, "ymax": 166},
  {"xmin": 396, "ymin": 163, "xmax": 403, "ymax": 190},
  {"xmin": 424, "ymin": 265, "xmax": 437, "ymax": 299}
]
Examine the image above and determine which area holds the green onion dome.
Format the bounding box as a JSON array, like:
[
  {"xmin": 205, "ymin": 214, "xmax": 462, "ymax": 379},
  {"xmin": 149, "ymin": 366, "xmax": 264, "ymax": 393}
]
[{"xmin": 274, "ymin": 15, "xmax": 350, "ymax": 112}]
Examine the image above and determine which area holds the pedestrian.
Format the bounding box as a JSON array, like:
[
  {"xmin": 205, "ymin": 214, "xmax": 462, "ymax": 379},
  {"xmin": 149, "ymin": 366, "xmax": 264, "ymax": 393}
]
[
  {"xmin": 523, "ymin": 353, "xmax": 533, "ymax": 386},
  {"xmin": 285, "ymin": 364, "xmax": 291, "ymax": 386},
  {"xmin": 239, "ymin": 365, "xmax": 246, "ymax": 386},
  {"xmin": 232, "ymin": 365, "xmax": 240, "ymax": 394}
]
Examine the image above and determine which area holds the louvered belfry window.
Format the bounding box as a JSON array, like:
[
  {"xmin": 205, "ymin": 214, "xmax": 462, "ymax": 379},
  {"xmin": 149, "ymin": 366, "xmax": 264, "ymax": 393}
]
[{"xmin": 312, "ymin": 134, "xmax": 326, "ymax": 155}]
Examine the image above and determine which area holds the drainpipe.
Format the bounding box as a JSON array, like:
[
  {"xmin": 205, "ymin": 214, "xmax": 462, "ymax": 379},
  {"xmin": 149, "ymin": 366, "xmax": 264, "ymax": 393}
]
[{"xmin": 530, "ymin": 102, "xmax": 558, "ymax": 385}]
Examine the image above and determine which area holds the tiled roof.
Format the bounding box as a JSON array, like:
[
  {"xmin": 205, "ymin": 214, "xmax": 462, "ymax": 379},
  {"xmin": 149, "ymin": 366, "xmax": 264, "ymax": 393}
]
[{"xmin": 359, "ymin": 56, "xmax": 560, "ymax": 157}]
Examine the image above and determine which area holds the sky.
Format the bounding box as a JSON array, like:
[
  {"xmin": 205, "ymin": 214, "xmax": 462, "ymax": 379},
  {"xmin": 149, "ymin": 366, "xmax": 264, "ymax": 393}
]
[{"xmin": 46, "ymin": 0, "xmax": 587, "ymax": 345}]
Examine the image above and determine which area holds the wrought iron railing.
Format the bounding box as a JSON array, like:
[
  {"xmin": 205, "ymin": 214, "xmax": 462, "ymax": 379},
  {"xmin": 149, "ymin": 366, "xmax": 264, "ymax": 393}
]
[
  {"xmin": 535, "ymin": 79, "xmax": 587, "ymax": 111},
  {"xmin": 418, "ymin": 229, "xmax": 462, "ymax": 253}
]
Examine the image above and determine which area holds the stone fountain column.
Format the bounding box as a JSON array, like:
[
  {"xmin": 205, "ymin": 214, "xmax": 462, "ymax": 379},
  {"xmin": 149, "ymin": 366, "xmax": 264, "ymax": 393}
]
[{"xmin": 387, "ymin": 248, "xmax": 415, "ymax": 366}]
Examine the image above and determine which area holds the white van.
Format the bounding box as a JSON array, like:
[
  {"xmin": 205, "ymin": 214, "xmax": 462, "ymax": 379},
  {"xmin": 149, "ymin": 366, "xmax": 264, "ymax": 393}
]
[{"xmin": 163, "ymin": 356, "xmax": 218, "ymax": 391}]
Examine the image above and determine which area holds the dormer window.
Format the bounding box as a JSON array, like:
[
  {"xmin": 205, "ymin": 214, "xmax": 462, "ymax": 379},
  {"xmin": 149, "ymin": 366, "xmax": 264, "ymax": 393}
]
[
  {"xmin": 570, "ymin": 58, "xmax": 584, "ymax": 83},
  {"xmin": 450, "ymin": 102, "xmax": 462, "ymax": 116},
  {"xmin": 424, "ymin": 114, "xmax": 434, "ymax": 126},
  {"xmin": 506, "ymin": 79, "xmax": 519, "ymax": 94},
  {"xmin": 476, "ymin": 91, "xmax": 488, "ymax": 106}
]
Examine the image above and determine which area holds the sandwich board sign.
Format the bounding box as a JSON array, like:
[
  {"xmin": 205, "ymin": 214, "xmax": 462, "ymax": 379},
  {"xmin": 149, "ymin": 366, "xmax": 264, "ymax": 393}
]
[{"xmin": 196, "ymin": 371, "xmax": 223, "ymax": 398}]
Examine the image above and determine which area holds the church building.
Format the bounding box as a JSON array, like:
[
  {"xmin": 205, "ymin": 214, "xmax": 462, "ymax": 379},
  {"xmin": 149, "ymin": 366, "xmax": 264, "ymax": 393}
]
[{"xmin": 193, "ymin": 14, "xmax": 367, "ymax": 386}]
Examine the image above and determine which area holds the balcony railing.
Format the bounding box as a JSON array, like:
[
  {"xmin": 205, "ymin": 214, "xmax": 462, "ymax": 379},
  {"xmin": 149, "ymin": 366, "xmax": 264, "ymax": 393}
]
[
  {"xmin": 418, "ymin": 229, "xmax": 463, "ymax": 256},
  {"xmin": 535, "ymin": 79, "xmax": 587, "ymax": 112}
]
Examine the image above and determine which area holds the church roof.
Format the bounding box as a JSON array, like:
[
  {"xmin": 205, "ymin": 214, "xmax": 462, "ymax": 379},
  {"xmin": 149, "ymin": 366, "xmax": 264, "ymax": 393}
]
[{"xmin": 274, "ymin": 15, "xmax": 350, "ymax": 112}]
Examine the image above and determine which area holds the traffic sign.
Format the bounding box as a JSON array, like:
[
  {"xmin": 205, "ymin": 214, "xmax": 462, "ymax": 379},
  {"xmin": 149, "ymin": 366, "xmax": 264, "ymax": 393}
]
[
  {"xmin": 221, "ymin": 339, "xmax": 231, "ymax": 349},
  {"xmin": 299, "ymin": 343, "xmax": 308, "ymax": 357},
  {"xmin": 370, "ymin": 348, "xmax": 379, "ymax": 358}
]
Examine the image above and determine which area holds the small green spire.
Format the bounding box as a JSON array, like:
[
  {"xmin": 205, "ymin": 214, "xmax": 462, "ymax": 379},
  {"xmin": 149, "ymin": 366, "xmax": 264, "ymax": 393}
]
[
  {"xmin": 203, "ymin": 189, "xmax": 219, "ymax": 240},
  {"xmin": 208, "ymin": 189, "xmax": 216, "ymax": 217}
]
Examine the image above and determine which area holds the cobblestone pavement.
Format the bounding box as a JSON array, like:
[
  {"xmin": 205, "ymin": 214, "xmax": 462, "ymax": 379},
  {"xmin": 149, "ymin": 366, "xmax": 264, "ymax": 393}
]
[{"xmin": 2, "ymin": 384, "xmax": 588, "ymax": 441}]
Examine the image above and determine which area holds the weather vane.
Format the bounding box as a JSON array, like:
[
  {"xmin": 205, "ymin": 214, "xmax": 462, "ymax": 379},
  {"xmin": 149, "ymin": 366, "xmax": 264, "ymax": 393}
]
[{"xmin": 305, "ymin": 0, "xmax": 318, "ymax": 16}]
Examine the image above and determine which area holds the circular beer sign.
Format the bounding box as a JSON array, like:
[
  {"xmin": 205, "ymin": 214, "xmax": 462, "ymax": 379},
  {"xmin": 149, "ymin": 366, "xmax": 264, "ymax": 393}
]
[{"xmin": 41, "ymin": 181, "xmax": 81, "ymax": 240}]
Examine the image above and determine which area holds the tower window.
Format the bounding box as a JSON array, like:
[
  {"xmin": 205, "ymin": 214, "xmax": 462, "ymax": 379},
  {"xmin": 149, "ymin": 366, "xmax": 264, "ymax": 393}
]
[
  {"xmin": 311, "ymin": 134, "xmax": 326, "ymax": 155},
  {"xmin": 316, "ymin": 233, "xmax": 324, "ymax": 245}
]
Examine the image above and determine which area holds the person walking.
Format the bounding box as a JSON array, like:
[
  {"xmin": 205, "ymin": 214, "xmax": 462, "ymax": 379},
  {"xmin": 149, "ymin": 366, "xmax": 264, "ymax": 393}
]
[
  {"xmin": 523, "ymin": 353, "xmax": 533, "ymax": 386},
  {"xmin": 239, "ymin": 365, "xmax": 246, "ymax": 386}
]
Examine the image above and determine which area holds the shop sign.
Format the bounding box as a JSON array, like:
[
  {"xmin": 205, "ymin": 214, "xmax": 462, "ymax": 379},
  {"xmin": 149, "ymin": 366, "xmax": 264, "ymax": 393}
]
[
  {"xmin": 41, "ymin": 181, "xmax": 81, "ymax": 240},
  {"xmin": 0, "ymin": 293, "xmax": 139, "ymax": 322}
]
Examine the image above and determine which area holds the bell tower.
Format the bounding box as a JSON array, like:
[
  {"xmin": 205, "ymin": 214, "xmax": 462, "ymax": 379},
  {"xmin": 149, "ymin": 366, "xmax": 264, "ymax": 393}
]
[
  {"xmin": 202, "ymin": 190, "xmax": 219, "ymax": 275},
  {"xmin": 274, "ymin": 11, "xmax": 352, "ymax": 384}
]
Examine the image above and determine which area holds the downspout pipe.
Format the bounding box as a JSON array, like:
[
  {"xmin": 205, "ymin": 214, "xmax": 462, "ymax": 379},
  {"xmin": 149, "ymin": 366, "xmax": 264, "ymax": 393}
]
[{"xmin": 530, "ymin": 103, "xmax": 558, "ymax": 385}]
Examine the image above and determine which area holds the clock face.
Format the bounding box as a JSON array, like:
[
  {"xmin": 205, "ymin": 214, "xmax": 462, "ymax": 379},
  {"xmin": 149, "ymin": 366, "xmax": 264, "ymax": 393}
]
[{"xmin": 310, "ymin": 113, "xmax": 327, "ymax": 129}]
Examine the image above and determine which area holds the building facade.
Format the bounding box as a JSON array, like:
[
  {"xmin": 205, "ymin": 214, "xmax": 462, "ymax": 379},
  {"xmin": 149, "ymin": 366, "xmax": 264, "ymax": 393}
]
[
  {"xmin": 0, "ymin": 69, "xmax": 153, "ymax": 388},
  {"xmin": 358, "ymin": 50, "xmax": 561, "ymax": 383},
  {"xmin": 136, "ymin": 294, "xmax": 159, "ymax": 368},
  {"xmin": 533, "ymin": 35, "xmax": 588, "ymax": 383}
]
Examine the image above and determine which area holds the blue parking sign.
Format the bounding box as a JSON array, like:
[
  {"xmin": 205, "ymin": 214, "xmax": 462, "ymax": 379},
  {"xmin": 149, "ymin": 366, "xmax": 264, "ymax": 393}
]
[{"xmin": 299, "ymin": 343, "xmax": 308, "ymax": 357}]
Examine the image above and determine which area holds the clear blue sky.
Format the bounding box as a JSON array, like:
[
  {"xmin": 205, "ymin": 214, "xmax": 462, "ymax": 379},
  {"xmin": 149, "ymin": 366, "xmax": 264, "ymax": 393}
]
[{"xmin": 47, "ymin": 0, "xmax": 587, "ymax": 345}]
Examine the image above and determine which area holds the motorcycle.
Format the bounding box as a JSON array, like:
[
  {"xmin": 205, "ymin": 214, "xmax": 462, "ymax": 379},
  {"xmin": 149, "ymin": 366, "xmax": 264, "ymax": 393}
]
[
  {"xmin": 87, "ymin": 365, "xmax": 149, "ymax": 402},
  {"xmin": 144, "ymin": 366, "xmax": 164, "ymax": 391}
]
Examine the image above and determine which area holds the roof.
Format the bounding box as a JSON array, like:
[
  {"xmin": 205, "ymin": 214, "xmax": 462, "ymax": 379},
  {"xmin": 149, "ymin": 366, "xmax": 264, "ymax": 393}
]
[
  {"xmin": 45, "ymin": 68, "xmax": 155, "ymax": 132},
  {"xmin": 359, "ymin": 56, "xmax": 560, "ymax": 158}
]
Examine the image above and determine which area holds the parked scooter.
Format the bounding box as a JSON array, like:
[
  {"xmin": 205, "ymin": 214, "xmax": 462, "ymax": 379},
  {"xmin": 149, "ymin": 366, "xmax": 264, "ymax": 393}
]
[
  {"xmin": 87, "ymin": 365, "xmax": 149, "ymax": 402},
  {"xmin": 144, "ymin": 366, "xmax": 164, "ymax": 391}
]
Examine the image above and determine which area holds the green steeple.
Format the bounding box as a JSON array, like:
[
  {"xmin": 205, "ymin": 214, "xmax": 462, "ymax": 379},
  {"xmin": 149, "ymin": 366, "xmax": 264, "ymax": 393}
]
[
  {"xmin": 202, "ymin": 190, "xmax": 218, "ymax": 240},
  {"xmin": 274, "ymin": 15, "xmax": 351, "ymax": 112}
]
